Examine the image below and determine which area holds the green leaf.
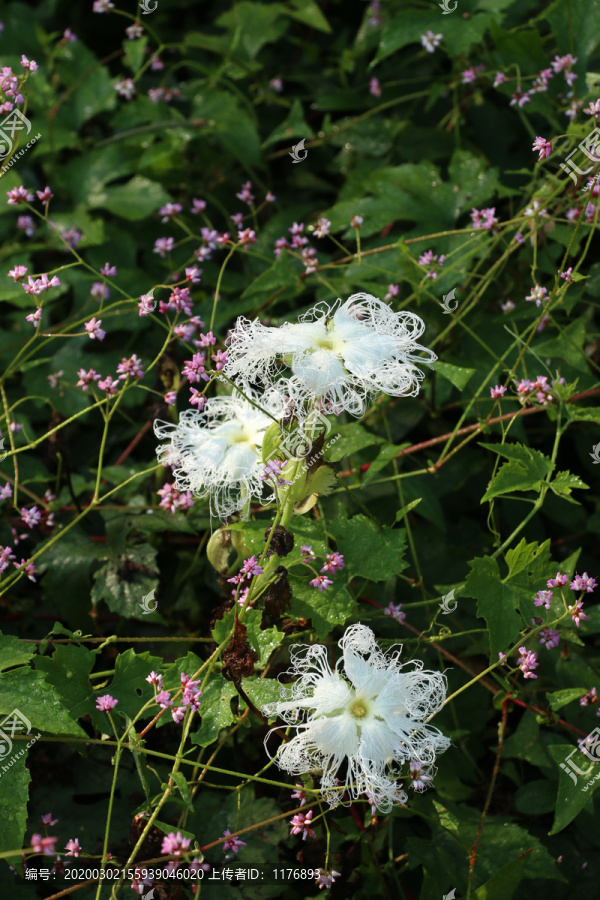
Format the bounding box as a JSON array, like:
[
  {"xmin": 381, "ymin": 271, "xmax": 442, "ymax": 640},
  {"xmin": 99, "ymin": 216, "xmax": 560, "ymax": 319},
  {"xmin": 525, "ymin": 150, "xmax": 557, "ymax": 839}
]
[
  {"xmin": 471, "ymin": 854, "xmax": 530, "ymax": 900},
  {"xmin": 394, "ymin": 498, "xmax": 423, "ymax": 522},
  {"xmin": 514, "ymin": 779, "xmax": 557, "ymax": 816},
  {"xmin": 434, "ymin": 360, "xmax": 476, "ymax": 391},
  {"xmin": 190, "ymin": 675, "xmax": 237, "ymax": 747},
  {"xmin": 0, "ymin": 636, "xmax": 35, "ymax": 672},
  {"xmin": 89, "ymin": 176, "xmax": 172, "ymax": 221},
  {"xmin": 505, "ymin": 538, "xmax": 548, "ymax": 580},
  {"xmin": 534, "ymin": 319, "xmax": 588, "ymax": 372},
  {"xmin": 193, "ymin": 88, "xmax": 261, "ymax": 167},
  {"xmin": 546, "ymin": 688, "xmax": 588, "ymax": 711},
  {"xmin": 479, "ymin": 442, "xmax": 554, "ymax": 502},
  {"xmin": 286, "ymin": 0, "xmax": 332, "ymax": 32},
  {"xmin": 240, "ymin": 676, "xmax": 282, "ymax": 717},
  {"xmin": 503, "ymin": 711, "xmax": 562, "ymax": 768},
  {"xmin": 124, "ymin": 37, "xmax": 147, "ymax": 74},
  {"xmin": 263, "ymin": 97, "xmax": 312, "ymax": 147},
  {"xmin": 375, "ymin": 9, "xmax": 495, "ymax": 63},
  {"xmin": 0, "ymin": 753, "xmax": 30, "ymax": 858},
  {"xmin": 549, "ymin": 470, "xmax": 589, "ymax": 502},
  {"xmin": 545, "ymin": 0, "xmax": 600, "ymax": 68},
  {"xmin": 91, "ymin": 543, "xmax": 159, "ymax": 619},
  {"xmin": 98, "ymin": 649, "xmax": 163, "ymax": 726},
  {"xmin": 241, "ymin": 252, "xmax": 301, "ymax": 302},
  {"xmin": 171, "ymin": 771, "xmax": 194, "ymax": 811},
  {"xmin": 0, "ymin": 669, "xmax": 87, "ymax": 737},
  {"xmin": 548, "ymin": 744, "xmax": 600, "ymax": 834},
  {"xmin": 289, "ymin": 575, "xmax": 357, "ymax": 641},
  {"xmin": 216, "ymin": 2, "xmax": 287, "ymax": 59},
  {"xmin": 462, "ymin": 556, "xmax": 521, "ymax": 658},
  {"xmin": 362, "ymin": 443, "xmax": 409, "ymax": 486},
  {"xmin": 569, "ymin": 405, "xmax": 600, "ymax": 425},
  {"xmin": 329, "ymin": 512, "xmax": 408, "ymax": 581},
  {"xmin": 325, "ymin": 423, "xmax": 384, "ymax": 462},
  {"xmin": 34, "ymin": 644, "xmax": 97, "ymax": 722}
]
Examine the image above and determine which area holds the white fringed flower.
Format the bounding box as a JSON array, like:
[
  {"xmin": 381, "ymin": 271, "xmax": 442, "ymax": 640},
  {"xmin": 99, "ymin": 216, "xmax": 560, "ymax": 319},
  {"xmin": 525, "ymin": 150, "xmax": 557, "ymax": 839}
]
[
  {"xmin": 262, "ymin": 624, "xmax": 450, "ymax": 812},
  {"xmin": 224, "ymin": 293, "xmax": 436, "ymax": 417},
  {"xmin": 154, "ymin": 388, "xmax": 285, "ymax": 519}
]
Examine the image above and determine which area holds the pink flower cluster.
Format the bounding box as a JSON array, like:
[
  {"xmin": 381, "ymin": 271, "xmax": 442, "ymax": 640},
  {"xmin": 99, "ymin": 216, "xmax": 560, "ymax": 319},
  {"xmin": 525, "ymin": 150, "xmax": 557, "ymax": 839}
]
[
  {"xmin": 146, "ymin": 671, "xmax": 202, "ymax": 723},
  {"xmin": 157, "ymin": 482, "xmax": 195, "ymax": 514},
  {"xmin": 418, "ymin": 250, "xmax": 445, "ymax": 279},
  {"xmin": 306, "ymin": 550, "xmax": 345, "ymax": 592}
]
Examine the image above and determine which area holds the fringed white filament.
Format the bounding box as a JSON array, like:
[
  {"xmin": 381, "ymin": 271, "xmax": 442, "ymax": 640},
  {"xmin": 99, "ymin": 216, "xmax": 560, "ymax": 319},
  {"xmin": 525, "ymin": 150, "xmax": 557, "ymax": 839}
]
[
  {"xmin": 262, "ymin": 624, "xmax": 450, "ymax": 813},
  {"xmin": 224, "ymin": 293, "xmax": 437, "ymax": 419},
  {"xmin": 154, "ymin": 388, "xmax": 285, "ymax": 519}
]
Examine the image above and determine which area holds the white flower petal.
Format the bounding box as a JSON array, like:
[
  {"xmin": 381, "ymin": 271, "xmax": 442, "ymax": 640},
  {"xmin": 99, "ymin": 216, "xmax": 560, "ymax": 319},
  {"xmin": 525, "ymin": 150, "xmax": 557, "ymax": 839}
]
[{"xmin": 262, "ymin": 623, "xmax": 449, "ymax": 810}]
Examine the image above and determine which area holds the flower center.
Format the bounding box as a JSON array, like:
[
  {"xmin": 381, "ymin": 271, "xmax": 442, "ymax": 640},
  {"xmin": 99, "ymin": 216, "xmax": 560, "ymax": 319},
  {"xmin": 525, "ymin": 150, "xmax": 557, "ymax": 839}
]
[
  {"xmin": 349, "ymin": 698, "xmax": 368, "ymax": 719},
  {"xmin": 315, "ymin": 337, "xmax": 335, "ymax": 351},
  {"xmin": 230, "ymin": 429, "xmax": 252, "ymax": 444}
]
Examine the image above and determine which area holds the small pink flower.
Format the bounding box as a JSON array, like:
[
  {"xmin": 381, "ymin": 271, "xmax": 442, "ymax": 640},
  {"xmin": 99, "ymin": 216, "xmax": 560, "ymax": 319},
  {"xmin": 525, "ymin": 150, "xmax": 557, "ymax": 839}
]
[
  {"xmin": 7, "ymin": 186, "xmax": 34, "ymax": 205},
  {"xmin": 290, "ymin": 809, "xmax": 316, "ymax": 840},
  {"xmin": 36, "ymin": 186, "xmax": 53, "ymax": 203},
  {"xmin": 98, "ymin": 376, "xmax": 119, "ymax": 398},
  {"xmin": 65, "ymin": 839, "xmax": 81, "ymax": 857},
  {"xmin": 14, "ymin": 559, "xmax": 38, "ymax": 582},
  {"xmin": 117, "ymin": 354, "xmax": 144, "ymax": 381},
  {"xmin": 21, "ymin": 55, "xmax": 38, "ymax": 72},
  {"xmin": 525, "ymin": 284, "xmax": 548, "ymax": 307},
  {"xmin": 41, "ymin": 814, "xmax": 58, "ymax": 827},
  {"xmin": 76, "ymin": 368, "xmax": 101, "ymax": 391},
  {"xmin": 96, "ymin": 694, "xmax": 118, "ymax": 712},
  {"xmin": 241, "ymin": 555, "xmax": 264, "ymax": 578},
  {"xmin": 580, "ymin": 688, "xmax": 598, "ymax": 707},
  {"xmin": 383, "ymin": 601, "xmax": 405, "ymax": 624},
  {"xmin": 31, "ymin": 834, "xmax": 58, "ymax": 856},
  {"xmin": 570, "ymin": 572, "xmax": 597, "ymax": 593},
  {"xmin": 21, "ymin": 506, "xmax": 41, "ymax": 529},
  {"xmin": 100, "ymin": 262, "xmax": 116, "ymax": 277},
  {"xmin": 313, "ymin": 217, "xmax": 331, "ymax": 238},
  {"xmin": 309, "ymin": 575, "xmax": 333, "ymax": 592},
  {"xmin": 517, "ymin": 647, "xmax": 538, "ymax": 679},
  {"xmin": 350, "ymin": 215, "xmax": 363, "ymax": 228},
  {"xmin": 115, "ymin": 78, "xmax": 135, "ymax": 100},
  {"xmin": 26, "ymin": 308, "xmax": 42, "ymax": 327},
  {"xmin": 146, "ymin": 671, "xmax": 163, "ymax": 688},
  {"xmin": 153, "ymin": 236, "xmax": 174, "ymax": 258},
  {"xmin": 156, "ymin": 690, "xmax": 173, "ymax": 708},
  {"xmin": 222, "ymin": 829, "xmax": 246, "ymax": 853},
  {"xmin": 161, "ymin": 831, "xmax": 191, "ymax": 856},
  {"xmin": 490, "ymin": 385, "xmax": 506, "ymax": 399},
  {"xmin": 164, "ymin": 391, "xmax": 177, "ymax": 406},
  {"xmin": 189, "ymin": 388, "xmax": 206, "ymax": 408},
  {"xmin": 584, "ymin": 99, "xmax": 600, "ymax": 118},
  {"xmin": 159, "ymin": 202, "xmax": 182, "ymax": 223},
  {"xmin": 8, "ymin": 265, "xmax": 28, "ymax": 281},
  {"xmin": 138, "ymin": 293, "xmax": 156, "ymax": 316},
  {"xmin": 191, "ymin": 198, "xmax": 206, "ymax": 214},
  {"xmin": 569, "ymin": 600, "xmax": 588, "ymax": 627},
  {"xmin": 420, "ymin": 30, "xmax": 442, "ymax": 53},
  {"xmin": 85, "ymin": 317, "xmax": 105, "ymax": 341},
  {"xmin": 547, "ymin": 572, "xmax": 569, "ymax": 589},
  {"xmin": 533, "ymin": 589, "xmax": 553, "ymax": 610},
  {"xmin": 370, "ymin": 77, "xmax": 381, "ymax": 97},
  {"xmin": 321, "ymin": 552, "xmax": 345, "ymax": 575},
  {"xmin": 532, "ymin": 136, "xmax": 552, "ymax": 160}
]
